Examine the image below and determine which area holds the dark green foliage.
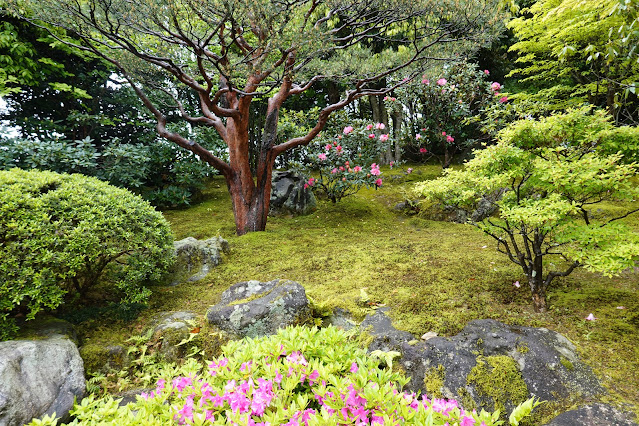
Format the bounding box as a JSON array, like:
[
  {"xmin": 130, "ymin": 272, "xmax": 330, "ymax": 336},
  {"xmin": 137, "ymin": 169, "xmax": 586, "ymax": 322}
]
[{"xmin": 0, "ymin": 169, "xmax": 174, "ymax": 340}]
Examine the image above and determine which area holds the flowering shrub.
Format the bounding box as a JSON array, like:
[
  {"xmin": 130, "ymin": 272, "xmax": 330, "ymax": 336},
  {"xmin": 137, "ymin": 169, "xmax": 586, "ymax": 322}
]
[
  {"xmin": 396, "ymin": 61, "xmax": 508, "ymax": 167},
  {"xmin": 295, "ymin": 124, "xmax": 391, "ymax": 202},
  {"xmin": 44, "ymin": 326, "xmax": 539, "ymax": 425}
]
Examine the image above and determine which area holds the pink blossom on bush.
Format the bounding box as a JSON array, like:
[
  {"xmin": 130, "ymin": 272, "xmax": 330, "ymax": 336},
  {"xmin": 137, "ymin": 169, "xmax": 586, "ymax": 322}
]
[
  {"xmin": 368, "ymin": 133, "xmax": 376, "ymax": 139},
  {"xmin": 379, "ymin": 134, "xmax": 389, "ymax": 142},
  {"xmin": 416, "ymin": 134, "xmax": 421, "ymax": 140},
  {"xmin": 375, "ymin": 122, "xmax": 385, "ymax": 130},
  {"xmin": 437, "ymin": 78, "xmax": 447, "ymax": 86},
  {"xmin": 375, "ymin": 178, "xmax": 382, "ymax": 187},
  {"xmin": 331, "ymin": 168, "xmax": 338, "ymax": 174},
  {"xmin": 366, "ymin": 124, "xmax": 374, "ymax": 130},
  {"xmin": 343, "ymin": 126, "xmax": 354, "ymax": 135},
  {"xmin": 370, "ymin": 163, "xmax": 381, "ymax": 176},
  {"xmin": 499, "ymin": 96, "xmax": 508, "ymax": 103},
  {"xmin": 419, "ymin": 147, "xmax": 427, "ymax": 153},
  {"xmin": 354, "ymin": 166, "xmax": 362, "ymax": 172},
  {"xmin": 350, "ymin": 362, "xmax": 359, "ymax": 373},
  {"xmin": 484, "ymin": 69, "xmax": 490, "ymax": 75},
  {"xmin": 325, "ymin": 144, "xmax": 332, "ymax": 151},
  {"xmin": 389, "ymin": 161, "xmax": 395, "ymax": 169},
  {"xmin": 307, "ymin": 178, "xmax": 315, "ymax": 187},
  {"xmin": 442, "ymin": 131, "xmax": 446, "ymax": 136},
  {"xmin": 318, "ymin": 153, "xmax": 327, "ymax": 161},
  {"xmin": 446, "ymin": 135, "xmax": 455, "ymax": 143},
  {"xmin": 422, "ymin": 79, "xmax": 430, "ymax": 84},
  {"xmin": 490, "ymin": 82, "xmax": 502, "ymax": 91}
]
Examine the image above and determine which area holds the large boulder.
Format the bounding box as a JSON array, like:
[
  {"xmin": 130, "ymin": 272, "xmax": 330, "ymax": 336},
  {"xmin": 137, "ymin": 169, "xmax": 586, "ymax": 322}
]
[
  {"xmin": 207, "ymin": 279, "xmax": 311, "ymax": 338},
  {"xmin": 401, "ymin": 319, "xmax": 605, "ymax": 415},
  {"xmin": 543, "ymin": 403, "xmax": 638, "ymax": 425},
  {"xmin": 269, "ymin": 171, "xmax": 317, "ymax": 216},
  {"xmin": 360, "ymin": 308, "xmax": 415, "ymax": 352},
  {"xmin": 0, "ymin": 337, "xmax": 85, "ymax": 425},
  {"xmin": 171, "ymin": 236, "xmax": 229, "ymax": 285}
]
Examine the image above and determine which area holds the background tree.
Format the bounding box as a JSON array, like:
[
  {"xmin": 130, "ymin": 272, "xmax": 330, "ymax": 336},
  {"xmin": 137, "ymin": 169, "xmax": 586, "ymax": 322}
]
[
  {"xmin": 416, "ymin": 108, "xmax": 639, "ymax": 312},
  {"xmin": 507, "ymin": 0, "xmax": 639, "ymax": 124},
  {"xmin": 13, "ymin": 0, "xmax": 504, "ymax": 235}
]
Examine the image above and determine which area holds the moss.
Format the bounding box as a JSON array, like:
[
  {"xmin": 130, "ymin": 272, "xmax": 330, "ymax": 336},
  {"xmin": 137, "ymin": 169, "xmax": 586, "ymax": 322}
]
[
  {"xmin": 517, "ymin": 343, "xmax": 530, "ymax": 354},
  {"xmin": 466, "ymin": 355, "xmax": 529, "ymax": 416},
  {"xmin": 560, "ymin": 356, "xmax": 574, "ymax": 371},
  {"xmin": 423, "ymin": 365, "xmax": 446, "ymax": 398},
  {"xmin": 80, "ymin": 343, "xmax": 128, "ymax": 374}
]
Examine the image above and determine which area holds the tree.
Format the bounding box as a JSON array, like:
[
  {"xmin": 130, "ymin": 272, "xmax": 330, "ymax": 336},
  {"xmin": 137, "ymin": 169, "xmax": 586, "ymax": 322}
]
[
  {"xmin": 507, "ymin": 0, "xmax": 639, "ymax": 124},
  {"xmin": 12, "ymin": 0, "xmax": 504, "ymax": 234},
  {"xmin": 416, "ymin": 108, "xmax": 639, "ymax": 312}
]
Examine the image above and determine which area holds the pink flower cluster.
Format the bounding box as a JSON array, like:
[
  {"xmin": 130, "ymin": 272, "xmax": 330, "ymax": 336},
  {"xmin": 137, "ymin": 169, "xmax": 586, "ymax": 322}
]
[
  {"xmin": 370, "ymin": 163, "xmax": 381, "ymax": 176},
  {"xmin": 304, "ymin": 177, "xmax": 315, "ymax": 189},
  {"xmin": 383, "ymin": 96, "xmax": 397, "ymax": 101},
  {"xmin": 442, "ymin": 131, "xmax": 455, "ymax": 143}
]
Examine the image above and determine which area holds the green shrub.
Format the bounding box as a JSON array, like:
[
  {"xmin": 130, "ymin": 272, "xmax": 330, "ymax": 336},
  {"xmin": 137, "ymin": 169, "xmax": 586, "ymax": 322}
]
[
  {"xmin": 0, "ymin": 169, "xmax": 174, "ymax": 340},
  {"xmin": 32, "ymin": 326, "xmax": 539, "ymax": 425}
]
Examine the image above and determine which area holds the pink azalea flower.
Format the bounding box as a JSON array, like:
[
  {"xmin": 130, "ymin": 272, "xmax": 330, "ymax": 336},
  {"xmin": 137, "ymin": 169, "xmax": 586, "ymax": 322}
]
[
  {"xmin": 343, "ymin": 126, "xmax": 354, "ymax": 135},
  {"xmin": 350, "ymin": 362, "xmax": 359, "ymax": 373},
  {"xmin": 339, "ymin": 166, "xmax": 345, "ymax": 171},
  {"xmin": 419, "ymin": 147, "xmax": 427, "ymax": 153},
  {"xmin": 415, "ymin": 134, "xmax": 421, "ymax": 140},
  {"xmin": 460, "ymin": 416, "xmax": 475, "ymax": 426},
  {"xmin": 375, "ymin": 178, "xmax": 382, "ymax": 187},
  {"xmin": 407, "ymin": 168, "xmax": 413, "ymax": 174},
  {"xmin": 331, "ymin": 168, "xmax": 338, "ymax": 174},
  {"xmin": 389, "ymin": 161, "xmax": 395, "ymax": 169},
  {"xmin": 325, "ymin": 144, "xmax": 332, "ymax": 151},
  {"xmin": 307, "ymin": 178, "xmax": 315, "ymax": 186},
  {"xmin": 379, "ymin": 134, "xmax": 389, "ymax": 142},
  {"xmin": 586, "ymin": 313, "xmax": 597, "ymax": 321},
  {"xmin": 491, "ymin": 82, "xmax": 502, "ymax": 91},
  {"xmin": 499, "ymin": 96, "xmax": 508, "ymax": 103},
  {"xmin": 342, "ymin": 177, "xmax": 346, "ymax": 181},
  {"xmin": 354, "ymin": 166, "xmax": 362, "ymax": 172},
  {"xmin": 446, "ymin": 135, "xmax": 455, "ymax": 143},
  {"xmin": 484, "ymin": 69, "xmax": 490, "ymax": 75},
  {"xmin": 375, "ymin": 122, "xmax": 385, "ymax": 130},
  {"xmin": 368, "ymin": 133, "xmax": 376, "ymax": 139},
  {"xmin": 318, "ymin": 153, "xmax": 327, "ymax": 161},
  {"xmin": 437, "ymin": 78, "xmax": 447, "ymax": 86},
  {"xmin": 442, "ymin": 131, "xmax": 446, "ymax": 136},
  {"xmin": 422, "ymin": 79, "xmax": 430, "ymax": 85},
  {"xmin": 366, "ymin": 124, "xmax": 374, "ymax": 130}
]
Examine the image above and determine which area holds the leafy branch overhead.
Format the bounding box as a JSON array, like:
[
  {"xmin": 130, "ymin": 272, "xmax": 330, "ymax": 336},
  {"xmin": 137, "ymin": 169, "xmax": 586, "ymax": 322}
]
[{"xmin": 10, "ymin": 0, "xmax": 505, "ymax": 234}]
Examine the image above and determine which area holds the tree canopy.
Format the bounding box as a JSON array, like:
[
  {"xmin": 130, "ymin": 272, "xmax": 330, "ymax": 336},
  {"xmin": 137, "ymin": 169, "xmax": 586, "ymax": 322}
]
[{"xmin": 10, "ymin": 0, "xmax": 505, "ymax": 234}]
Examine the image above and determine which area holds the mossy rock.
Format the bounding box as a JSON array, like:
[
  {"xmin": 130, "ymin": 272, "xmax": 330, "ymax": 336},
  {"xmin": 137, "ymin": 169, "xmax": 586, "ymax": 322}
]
[{"xmin": 79, "ymin": 343, "xmax": 129, "ymax": 374}]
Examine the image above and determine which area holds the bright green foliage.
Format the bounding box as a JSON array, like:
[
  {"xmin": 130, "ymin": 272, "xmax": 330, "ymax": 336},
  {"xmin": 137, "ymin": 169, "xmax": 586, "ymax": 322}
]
[
  {"xmin": 415, "ymin": 108, "xmax": 639, "ymax": 311},
  {"xmin": 0, "ymin": 169, "xmax": 174, "ymax": 340},
  {"xmin": 507, "ymin": 0, "xmax": 639, "ymax": 124},
  {"xmin": 29, "ymin": 326, "xmax": 538, "ymax": 425}
]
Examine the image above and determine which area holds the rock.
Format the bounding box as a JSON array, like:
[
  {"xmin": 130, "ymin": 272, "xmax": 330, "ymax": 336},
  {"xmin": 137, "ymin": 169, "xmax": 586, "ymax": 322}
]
[
  {"xmin": 397, "ymin": 319, "xmax": 605, "ymax": 416},
  {"xmin": 80, "ymin": 343, "xmax": 129, "ymax": 374},
  {"xmin": 149, "ymin": 311, "xmax": 199, "ymax": 362},
  {"xmin": 18, "ymin": 316, "xmax": 79, "ymax": 345},
  {"xmin": 269, "ymin": 171, "xmax": 317, "ymax": 216},
  {"xmin": 543, "ymin": 403, "xmax": 638, "ymax": 425},
  {"xmin": 421, "ymin": 331, "xmax": 438, "ymax": 341},
  {"xmin": 171, "ymin": 236, "xmax": 229, "ymax": 285},
  {"xmin": 207, "ymin": 279, "xmax": 311, "ymax": 338},
  {"xmin": 0, "ymin": 337, "xmax": 85, "ymax": 425},
  {"xmin": 360, "ymin": 308, "xmax": 414, "ymax": 353},
  {"xmin": 393, "ymin": 200, "xmax": 420, "ymax": 215},
  {"xmin": 323, "ymin": 307, "xmax": 357, "ymax": 331}
]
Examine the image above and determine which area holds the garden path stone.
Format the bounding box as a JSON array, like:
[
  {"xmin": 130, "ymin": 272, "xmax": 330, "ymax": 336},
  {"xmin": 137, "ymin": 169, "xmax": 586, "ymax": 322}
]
[
  {"xmin": 269, "ymin": 170, "xmax": 317, "ymax": 216},
  {"xmin": 543, "ymin": 403, "xmax": 638, "ymax": 425},
  {"xmin": 0, "ymin": 336, "xmax": 85, "ymax": 425},
  {"xmin": 361, "ymin": 308, "xmax": 415, "ymax": 352},
  {"xmin": 398, "ymin": 319, "xmax": 605, "ymax": 415},
  {"xmin": 206, "ymin": 279, "xmax": 311, "ymax": 338},
  {"xmin": 171, "ymin": 236, "xmax": 229, "ymax": 285}
]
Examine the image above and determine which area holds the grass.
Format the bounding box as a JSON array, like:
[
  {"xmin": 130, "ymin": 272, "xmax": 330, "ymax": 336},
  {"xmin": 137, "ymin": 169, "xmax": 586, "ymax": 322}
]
[{"xmin": 81, "ymin": 164, "xmax": 639, "ymax": 418}]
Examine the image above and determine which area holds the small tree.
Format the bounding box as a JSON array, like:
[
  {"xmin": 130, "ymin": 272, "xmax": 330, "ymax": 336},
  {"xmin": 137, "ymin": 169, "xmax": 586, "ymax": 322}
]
[
  {"xmin": 416, "ymin": 108, "xmax": 639, "ymax": 312},
  {"xmin": 12, "ymin": 0, "xmax": 504, "ymax": 234}
]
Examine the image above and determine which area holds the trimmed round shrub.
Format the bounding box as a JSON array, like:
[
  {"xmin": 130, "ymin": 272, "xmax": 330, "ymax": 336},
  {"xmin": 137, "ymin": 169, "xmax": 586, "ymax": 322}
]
[{"xmin": 0, "ymin": 169, "xmax": 174, "ymax": 340}]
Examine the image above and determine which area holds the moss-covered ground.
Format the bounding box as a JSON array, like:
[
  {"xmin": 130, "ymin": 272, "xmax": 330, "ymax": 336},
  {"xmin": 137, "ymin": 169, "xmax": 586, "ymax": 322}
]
[{"xmin": 79, "ymin": 164, "xmax": 639, "ymax": 418}]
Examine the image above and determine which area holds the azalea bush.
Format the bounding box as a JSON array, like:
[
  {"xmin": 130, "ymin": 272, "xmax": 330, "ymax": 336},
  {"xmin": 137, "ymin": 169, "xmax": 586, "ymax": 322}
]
[
  {"xmin": 295, "ymin": 124, "xmax": 391, "ymax": 202},
  {"xmin": 34, "ymin": 326, "xmax": 539, "ymax": 425},
  {"xmin": 397, "ymin": 62, "xmax": 508, "ymax": 167}
]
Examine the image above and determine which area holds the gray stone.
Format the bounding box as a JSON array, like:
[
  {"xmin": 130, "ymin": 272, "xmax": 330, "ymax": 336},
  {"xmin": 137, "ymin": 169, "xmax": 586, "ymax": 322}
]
[
  {"xmin": 149, "ymin": 311, "xmax": 198, "ymax": 362},
  {"xmin": 543, "ymin": 403, "xmax": 638, "ymax": 425},
  {"xmin": 18, "ymin": 316, "xmax": 79, "ymax": 345},
  {"xmin": 207, "ymin": 279, "xmax": 311, "ymax": 338},
  {"xmin": 396, "ymin": 319, "xmax": 604, "ymax": 415},
  {"xmin": 323, "ymin": 308, "xmax": 357, "ymax": 331},
  {"xmin": 0, "ymin": 337, "xmax": 85, "ymax": 425},
  {"xmin": 79, "ymin": 343, "xmax": 129, "ymax": 374},
  {"xmin": 171, "ymin": 236, "xmax": 229, "ymax": 285},
  {"xmin": 269, "ymin": 171, "xmax": 317, "ymax": 216},
  {"xmin": 361, "ymin": 308, "xmax": 414, "ymax": 353}
]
